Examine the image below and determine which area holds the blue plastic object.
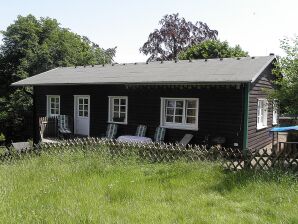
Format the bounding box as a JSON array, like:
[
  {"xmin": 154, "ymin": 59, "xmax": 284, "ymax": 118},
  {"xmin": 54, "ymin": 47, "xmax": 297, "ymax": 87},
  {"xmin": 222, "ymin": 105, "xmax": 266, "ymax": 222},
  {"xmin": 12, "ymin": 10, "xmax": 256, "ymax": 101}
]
[{"xmin": 270, "ymin": 126, "xmax": 298, "ymax": 132}]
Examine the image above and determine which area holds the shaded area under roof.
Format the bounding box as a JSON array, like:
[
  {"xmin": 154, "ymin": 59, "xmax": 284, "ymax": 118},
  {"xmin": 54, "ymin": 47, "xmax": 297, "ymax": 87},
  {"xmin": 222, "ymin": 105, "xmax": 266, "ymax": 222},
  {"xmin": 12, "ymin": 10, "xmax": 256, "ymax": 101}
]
[{"xmin": 12, "ymin": 56, "xmax": 275, "ymax": 86}]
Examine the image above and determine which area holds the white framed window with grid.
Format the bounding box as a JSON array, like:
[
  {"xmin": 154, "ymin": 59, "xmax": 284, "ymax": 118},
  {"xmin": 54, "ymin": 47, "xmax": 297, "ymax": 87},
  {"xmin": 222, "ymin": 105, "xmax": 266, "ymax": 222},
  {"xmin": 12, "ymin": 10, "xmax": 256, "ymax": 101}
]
[
  {"xmin": 160, "ymin": 98, "xmax": 199, "ymax": 130},
  {"xmin": 47, "ymin": 95, "xmax": 60, "ymax": 117},
  {"xmin": 257, "ymin": 98, "xmax": 268, "ymax": 129},
  {"xmin": 108, "ymin": 96, "xmax": 128, "ymax": 124}
]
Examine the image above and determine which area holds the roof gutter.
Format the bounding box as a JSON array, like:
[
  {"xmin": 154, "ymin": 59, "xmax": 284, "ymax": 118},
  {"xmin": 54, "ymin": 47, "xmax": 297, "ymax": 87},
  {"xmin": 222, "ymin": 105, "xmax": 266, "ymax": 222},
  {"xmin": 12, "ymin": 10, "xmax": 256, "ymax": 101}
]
[{"xmin": 11, "ymin": 81, "xmax": 248, "ymax": 87}]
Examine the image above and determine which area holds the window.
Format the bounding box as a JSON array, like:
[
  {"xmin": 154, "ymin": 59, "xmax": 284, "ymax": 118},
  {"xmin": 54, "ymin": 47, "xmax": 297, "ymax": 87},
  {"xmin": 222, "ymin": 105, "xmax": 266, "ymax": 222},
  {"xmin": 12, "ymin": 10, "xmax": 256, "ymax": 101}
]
[
  {"xmin": 108, "ymin": 96, "xmax": 128, "ymax": 124},
  {"xmin": 272, "ymin": 100, "xmax": 278, "ymax": 125},
  {"xmin": 160, "ymin": 98, "xmax": 199, "ymax": 130},
  {"xmin": 257, "ymin": 99, "xmax": 268, "ymax": 129},
  {"xmin": 47, "ymin": 95, "xmax": 60, "ymax": 117},
  {"xmin": 77, "ymin": 97, "xmax": 89, "ymax": 117}
]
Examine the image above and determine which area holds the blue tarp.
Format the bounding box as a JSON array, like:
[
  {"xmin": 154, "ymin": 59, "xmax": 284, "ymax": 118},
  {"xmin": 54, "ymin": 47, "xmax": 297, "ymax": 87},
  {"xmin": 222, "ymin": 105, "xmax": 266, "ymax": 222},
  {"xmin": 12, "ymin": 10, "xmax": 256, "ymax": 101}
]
[{"xmin": 270, "ymin": 126, "xmax": 298, "ymax": 132}]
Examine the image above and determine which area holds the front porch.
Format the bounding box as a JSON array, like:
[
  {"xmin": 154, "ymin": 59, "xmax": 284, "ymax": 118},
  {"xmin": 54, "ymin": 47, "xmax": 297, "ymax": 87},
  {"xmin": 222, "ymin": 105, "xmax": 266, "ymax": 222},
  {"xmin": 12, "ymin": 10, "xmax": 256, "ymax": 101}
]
[
  {"xmin": 38, "ymin": 115, "xmax": 230, "ymax": 148},
  {"xmin": 34, "ymin": 84, "xmax": 245, "ymax": 148}
]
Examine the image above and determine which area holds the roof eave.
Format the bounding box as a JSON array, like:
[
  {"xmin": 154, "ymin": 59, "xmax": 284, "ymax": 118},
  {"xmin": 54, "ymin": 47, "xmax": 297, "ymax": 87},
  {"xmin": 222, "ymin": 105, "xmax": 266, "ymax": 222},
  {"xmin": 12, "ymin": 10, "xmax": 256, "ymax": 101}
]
[
  {"xmin": 250, "ymin": 56, "xmax": 276, "ymax": 83},
  {"xmin": 11, "ymin": 81, "xmax": 251, "ymax": 87}
]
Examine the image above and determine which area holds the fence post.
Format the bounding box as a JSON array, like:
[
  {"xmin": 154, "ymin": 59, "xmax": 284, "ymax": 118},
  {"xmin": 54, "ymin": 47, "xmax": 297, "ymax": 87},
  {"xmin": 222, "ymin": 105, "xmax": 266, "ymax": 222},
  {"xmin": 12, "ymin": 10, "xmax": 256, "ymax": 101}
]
[{"xmin": 243, "ymin": 148, "xmax": 250, "ymax": 169}]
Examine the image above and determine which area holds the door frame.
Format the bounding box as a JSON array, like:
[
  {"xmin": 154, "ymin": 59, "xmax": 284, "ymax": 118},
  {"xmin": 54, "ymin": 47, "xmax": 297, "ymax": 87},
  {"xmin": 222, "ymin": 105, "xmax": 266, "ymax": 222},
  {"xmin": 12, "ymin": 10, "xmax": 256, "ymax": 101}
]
[{"xmin": 73, "ymin": 95, "xmax": 90, "ymax": 136}]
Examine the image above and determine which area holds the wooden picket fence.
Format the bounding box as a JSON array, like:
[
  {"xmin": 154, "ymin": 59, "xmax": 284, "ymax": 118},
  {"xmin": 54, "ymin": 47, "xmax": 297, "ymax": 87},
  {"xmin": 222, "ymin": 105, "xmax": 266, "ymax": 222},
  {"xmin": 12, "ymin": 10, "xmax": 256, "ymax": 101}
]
[{"xmin": 1, "ymin": 137, "xmax": 298, "ymax": 171}]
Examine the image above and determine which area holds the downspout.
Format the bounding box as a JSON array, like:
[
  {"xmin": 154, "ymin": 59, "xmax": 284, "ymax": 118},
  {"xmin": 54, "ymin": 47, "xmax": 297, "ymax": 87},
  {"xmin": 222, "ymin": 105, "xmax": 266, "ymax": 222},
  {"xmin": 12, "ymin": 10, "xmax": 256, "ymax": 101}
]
[{"xmin": 243, "ymin": 82, "xmax": 250, "ymax": 151}]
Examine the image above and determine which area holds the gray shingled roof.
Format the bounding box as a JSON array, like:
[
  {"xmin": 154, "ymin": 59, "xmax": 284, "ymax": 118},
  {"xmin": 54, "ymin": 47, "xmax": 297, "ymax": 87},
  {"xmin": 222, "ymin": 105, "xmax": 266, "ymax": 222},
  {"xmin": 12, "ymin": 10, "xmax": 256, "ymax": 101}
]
[{"xmin": 11, "ymin": 56, "xmax": 275, "ymax": 86}]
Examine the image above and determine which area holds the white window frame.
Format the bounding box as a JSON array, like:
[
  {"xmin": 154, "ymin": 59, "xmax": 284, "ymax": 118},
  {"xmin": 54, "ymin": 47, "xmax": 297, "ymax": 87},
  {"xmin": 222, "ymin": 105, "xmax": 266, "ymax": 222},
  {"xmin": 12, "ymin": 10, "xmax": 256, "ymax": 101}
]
[
  {"xmin": 46, "ymin": 95, "xmax": 60, "ymax": 117},
  {"xmin": 257, "ymin": 98, "xmax": 268, "ymax": 130},
  {"xmin": 160, "ymin": 97, "xmax": 199, "ymax": 131},
  {"xmin": 108, "ymin": 96, "xmax": 128, "ymax": 124},
  {"xmin": 272, "ymin": 100, "xmax": 278, "ymax": 125}
]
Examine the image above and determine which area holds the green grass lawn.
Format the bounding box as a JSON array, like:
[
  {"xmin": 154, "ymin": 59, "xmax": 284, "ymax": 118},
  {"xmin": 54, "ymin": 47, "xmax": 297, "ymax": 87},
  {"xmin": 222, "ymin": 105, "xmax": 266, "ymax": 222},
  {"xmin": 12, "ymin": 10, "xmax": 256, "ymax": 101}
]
[{"xmin": 0, "ymin": 151, "xmax": 297, "ymax": 224}]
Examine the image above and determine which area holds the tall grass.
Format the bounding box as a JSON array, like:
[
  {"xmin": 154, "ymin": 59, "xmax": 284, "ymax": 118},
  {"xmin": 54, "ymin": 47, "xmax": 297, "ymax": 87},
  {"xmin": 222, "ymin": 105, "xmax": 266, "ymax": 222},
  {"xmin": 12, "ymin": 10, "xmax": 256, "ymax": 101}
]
[{"xmin": 0, "ymin": 150, "xmax": 297, "ymax": 223}]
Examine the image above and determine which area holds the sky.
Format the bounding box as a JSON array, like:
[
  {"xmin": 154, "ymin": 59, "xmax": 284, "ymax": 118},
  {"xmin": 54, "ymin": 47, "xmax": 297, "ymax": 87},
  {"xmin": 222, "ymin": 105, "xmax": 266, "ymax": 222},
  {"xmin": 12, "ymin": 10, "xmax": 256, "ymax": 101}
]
[{"xmin": 0, "ymin": 0, "xmax": 297, "ymax": 63}]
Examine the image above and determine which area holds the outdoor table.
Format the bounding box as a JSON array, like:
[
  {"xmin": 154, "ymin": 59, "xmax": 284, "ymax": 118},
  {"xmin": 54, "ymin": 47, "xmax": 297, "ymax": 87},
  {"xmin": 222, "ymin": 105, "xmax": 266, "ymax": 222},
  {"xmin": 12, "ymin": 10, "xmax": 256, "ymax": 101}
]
[{"xmin": 117, "ymin": 135, "xmax": 152, "ymax": 143}]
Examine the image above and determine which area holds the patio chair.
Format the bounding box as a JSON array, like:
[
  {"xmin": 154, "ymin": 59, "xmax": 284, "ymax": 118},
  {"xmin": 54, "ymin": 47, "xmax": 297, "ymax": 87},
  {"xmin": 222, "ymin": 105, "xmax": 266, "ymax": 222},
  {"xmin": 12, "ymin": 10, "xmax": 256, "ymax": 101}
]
[
  {"xmin": 154, "ymin": 127, "xmax": 166, "ymax": 143},
  {"xmin": 105, "ymin": 123, "xmax": 118, "ymax": 139},
  {"xmin": 178, "ymin": 134, "xmax": 194, "ymax": 146},
  {"xmin": 11, "ymin": 142, "xmax": 31, "ymax": 152},
  {"xmin": 58, "ymin": 115, "xmax": 72, "ymax": 138},
  {"xmin": 135, "ymin": 125, "xmax": 147, "ymax": 137}
]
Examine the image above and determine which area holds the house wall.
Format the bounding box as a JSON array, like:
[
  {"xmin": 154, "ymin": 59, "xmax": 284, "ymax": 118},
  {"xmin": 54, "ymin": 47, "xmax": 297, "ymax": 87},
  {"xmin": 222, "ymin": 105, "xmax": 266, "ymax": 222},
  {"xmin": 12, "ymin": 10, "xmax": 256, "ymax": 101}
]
[
  {"xmin": 35, "ymin": 85, "xmax": 244, "ymax": 147},
  {"xmin": 247, "ymin": 64, "xmax": 276, "ymax": 150}
]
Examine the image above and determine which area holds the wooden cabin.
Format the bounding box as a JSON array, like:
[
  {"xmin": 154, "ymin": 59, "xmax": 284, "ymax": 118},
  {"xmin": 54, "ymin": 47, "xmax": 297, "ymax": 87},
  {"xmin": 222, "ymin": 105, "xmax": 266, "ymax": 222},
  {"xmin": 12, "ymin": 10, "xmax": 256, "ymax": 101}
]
[{"xmin": 12, "ymin": 56, "xmax": 278, "ymax": 150}]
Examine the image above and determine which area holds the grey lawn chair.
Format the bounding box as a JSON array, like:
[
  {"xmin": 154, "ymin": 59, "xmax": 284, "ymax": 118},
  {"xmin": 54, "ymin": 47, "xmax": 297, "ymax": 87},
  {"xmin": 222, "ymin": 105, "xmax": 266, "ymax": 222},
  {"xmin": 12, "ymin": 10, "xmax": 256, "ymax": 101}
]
[
  {"xmin": 11, "ymin": 142, "xmax": 31, "ymax": 152},
  {"xmin": 105, "ymin": 123, "xmax": 118, "ymax": 139},
  {"xmin": 135, "ymin": 125, "xmax": 147, "ymax": 137},
  {"xmin": 154, "ymin": 127, "xmax": 166, "ymax": 143},
  {"xmin": 58, "ymin": 115, "xmax": 72, "ymax": 138},
  {"xmin": 179, "ymin": 134, "xmax": 194, "ymax": 146}
]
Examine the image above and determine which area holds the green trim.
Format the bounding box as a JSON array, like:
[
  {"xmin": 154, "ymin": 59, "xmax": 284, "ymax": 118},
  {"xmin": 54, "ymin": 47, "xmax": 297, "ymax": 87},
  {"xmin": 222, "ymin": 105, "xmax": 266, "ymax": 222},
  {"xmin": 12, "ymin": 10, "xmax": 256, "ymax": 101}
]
[{"xmin": 243, "ymin": 83, "xmax": 250, "ymax": 150}]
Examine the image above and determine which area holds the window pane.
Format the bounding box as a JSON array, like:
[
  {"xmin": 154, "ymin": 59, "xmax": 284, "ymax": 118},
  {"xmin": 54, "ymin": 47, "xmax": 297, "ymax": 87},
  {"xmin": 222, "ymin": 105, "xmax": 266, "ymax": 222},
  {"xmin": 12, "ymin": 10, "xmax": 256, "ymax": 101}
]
[
  {"xmin": 114, "ymin": 99, "xmax": 119, "ymax": 105},
  {"xmin": 120, "ymin": 112, "xmax": 126, "ymax": 118},
  {"xmin": 84, "ymin": 99, "xmax": 88, "ymax": 105},
  {"xmin": 79, "ymin": 111, "xmax": 83, "ymax": 116},
  {"xmin": 175, "ymin": 108, "xmax": 183, "ymax": 115},
  {"xmin": 113, "ymin": 105, "xmax": 118, "ymax": 112},
  {"xmin": 79, "ymin": 98, "xmax": 83, "ymax": 104},
  {"xmin": 120, "ymin": 106, "xmax": 126, "ymax": 112},
  {"xmin": 120, "ymin": 99, "xmax": 126, "ymax": 105},
  {"xmin": 187, "ymin": 100, "xmax": 196, "ymax": 108},
  {"xmin": 84, "ymin": 111, "xmax": 88, "ymax": 117},
  {"xmin": 113, "ymin": 112, "xmax": 119, "ymax": 119},
  {"xmin": 175, "ymin": 116, "xmax": 183, "ymax": 123},
  {"xmin": 175, "ymin": 101, "xmax": 183, "ymax": 108},
  {"xmin": 186, "ymin": 117, "xmax": 196, "ymax": 124},
  {"xmin": 166, "ymin": 100, "xmax": 175, "ymax": 107},
  {"xmin": 84, "ymin": 105, "xmax": 88, "ymax": 111},
  {"xmin": 166, "ymin": 108, "xmax": 174, "ymax": 115},
  {"xmin": 166, "ymin": 115, "xmax": 173, "ymax": 122},
  {"xmin": 55, "ymin": 98, "xmax": 59, "ymax": 103},
  {"xmin": 51, "ymin": 109, "xmax": 55, "ymax": 114},
  {"xmin": 187, "ymin": 109, "xmax": 196, "ymax": 116},
  {"xmin": 79, "ymin": 105, "xmax": 83, "ymax": 110},
  {"xmin": 51, "ymin": 103, "xmax": 55, "ymax": 108}
]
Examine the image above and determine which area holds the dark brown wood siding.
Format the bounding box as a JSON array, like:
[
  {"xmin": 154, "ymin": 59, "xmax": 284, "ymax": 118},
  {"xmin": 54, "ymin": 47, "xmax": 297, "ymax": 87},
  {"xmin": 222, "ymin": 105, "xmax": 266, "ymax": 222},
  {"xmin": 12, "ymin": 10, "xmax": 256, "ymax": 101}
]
[
  {"xmin": 35, "ymin": 85, "xmax": 244, "ymax": 147},
  {"xmin": 248, "ymin": 64, "xmax": 276, "ymax": 150}
]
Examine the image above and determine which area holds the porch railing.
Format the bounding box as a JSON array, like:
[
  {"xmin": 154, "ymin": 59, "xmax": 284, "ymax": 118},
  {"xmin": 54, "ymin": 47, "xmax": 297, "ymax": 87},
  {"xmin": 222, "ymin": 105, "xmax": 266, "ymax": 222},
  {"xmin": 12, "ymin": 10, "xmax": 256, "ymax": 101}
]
[{"xmin": 278, "ymin": 142, "xmax": 298, "ymax": 154}]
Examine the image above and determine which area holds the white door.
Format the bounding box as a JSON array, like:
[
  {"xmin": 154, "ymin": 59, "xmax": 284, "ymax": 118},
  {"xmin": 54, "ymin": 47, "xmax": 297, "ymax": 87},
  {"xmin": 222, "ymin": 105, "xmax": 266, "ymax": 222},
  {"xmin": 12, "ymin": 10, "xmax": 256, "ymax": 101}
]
[{"xmin": 74, "ymin": 95, "xmax": 90, "ymax": 136}]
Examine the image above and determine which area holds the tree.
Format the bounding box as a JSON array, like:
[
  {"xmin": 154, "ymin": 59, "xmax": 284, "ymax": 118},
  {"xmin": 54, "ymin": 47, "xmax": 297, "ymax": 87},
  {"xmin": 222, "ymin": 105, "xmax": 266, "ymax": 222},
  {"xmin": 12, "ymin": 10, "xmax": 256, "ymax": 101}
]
[
  {"xmin": 179, "ymin": 39, "xmax": 248, "ymax": 60},
  {"xmin": 270, "ymin": 36, "xmax": 298, "ymax": 115},
  {"xmin": 0, "ymin": 15, "xmax": 116, "ymax": 141},
  {"xmin": 140, "ymin": 13, "xmax": 218, "ymax": 61}
]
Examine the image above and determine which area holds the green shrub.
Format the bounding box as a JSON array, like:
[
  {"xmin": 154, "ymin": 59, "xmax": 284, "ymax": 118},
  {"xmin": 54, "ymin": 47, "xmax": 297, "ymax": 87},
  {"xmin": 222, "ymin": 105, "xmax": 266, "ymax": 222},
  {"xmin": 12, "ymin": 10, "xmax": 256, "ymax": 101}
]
[
  {"xmin": 287, "ymin": 132, "xmax": 298, "ymax": 142},
  {"xmin": 0, "ymin": 132, "xmax": 5, "ymax": 142}
]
